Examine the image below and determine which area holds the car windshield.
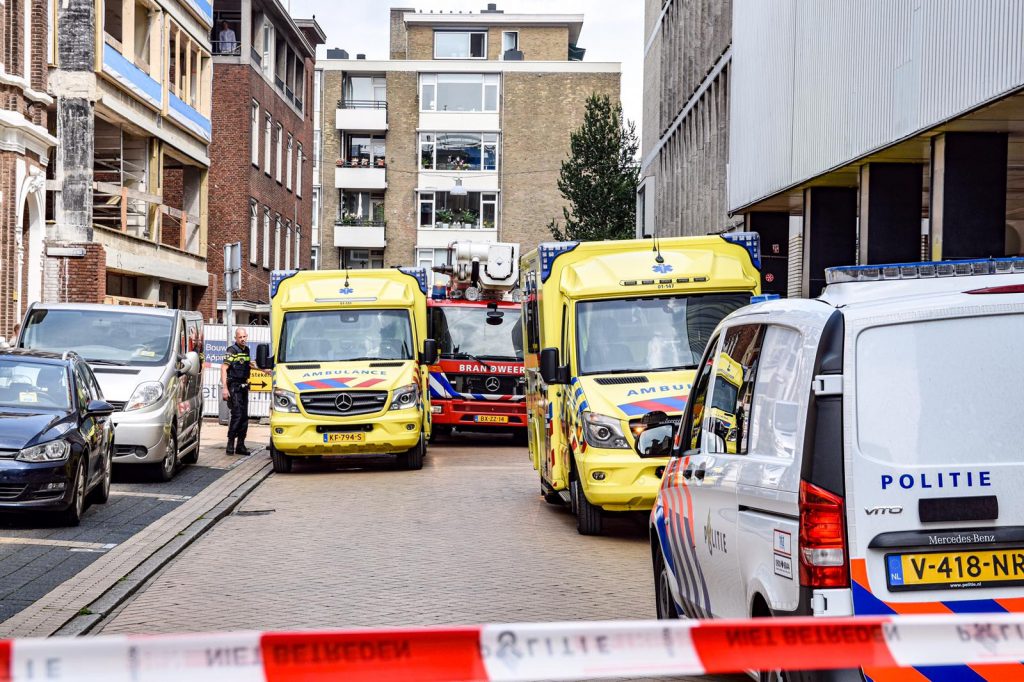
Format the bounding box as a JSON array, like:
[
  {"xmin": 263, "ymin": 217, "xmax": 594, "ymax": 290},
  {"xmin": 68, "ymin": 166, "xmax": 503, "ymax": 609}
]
[
  {"xmin": 430, "ymin": 305, "xmax": 523, "ymax": 361},
  {"xmin": 21, "ymin": 309, "xmax": 174, "ymax": 366},
  {"xmin": 0, "ymin": 359, "xmax": 71, "ymax": 411},
  {"xmin": 576, "ymin": 293, "xmax": 750, "ymax": 375},
  {"xmin": 279, "ymin": 309, "xmax": 414, "ymax": 362}
]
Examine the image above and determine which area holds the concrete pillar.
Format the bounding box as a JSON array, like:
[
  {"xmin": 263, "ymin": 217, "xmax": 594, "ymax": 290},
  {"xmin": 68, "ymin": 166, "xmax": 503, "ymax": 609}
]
[
  {"xmin": 802, "ymin": 187, "xmax": 857, "ymax": 298},
  {"xmin": 240, "ymin": 0, "xmax": 252, "ymax": 57},
  {"xmin": 744, "ymin": 211, "xmax": 789, "ymax": 297},
  {"xmin": 858, "ymin": 163, "xmax": 923, "ymax": 265},
  {"xmin": 929, "ymin": 132, "xmax": 1008, "ymax": 261}
]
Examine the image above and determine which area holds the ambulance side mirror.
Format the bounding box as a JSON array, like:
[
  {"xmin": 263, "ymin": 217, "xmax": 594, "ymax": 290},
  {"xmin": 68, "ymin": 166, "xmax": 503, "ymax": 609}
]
[
  {"xmin": 539, "ymin": 347, "xmax": 567, "ymax": 385},
  {"xmin": 420, "ymin": 339, "xmax": 438, "ymax": 365},
  {"xmin": 255, "ymin": 343, "xmax": 274, "ymax": 370}
]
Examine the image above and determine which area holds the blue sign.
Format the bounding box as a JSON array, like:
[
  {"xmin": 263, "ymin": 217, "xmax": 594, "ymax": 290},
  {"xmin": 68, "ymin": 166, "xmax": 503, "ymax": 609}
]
[{"xmin": 205, "ymin": 340, "xmax": 228, "ymax": 366}]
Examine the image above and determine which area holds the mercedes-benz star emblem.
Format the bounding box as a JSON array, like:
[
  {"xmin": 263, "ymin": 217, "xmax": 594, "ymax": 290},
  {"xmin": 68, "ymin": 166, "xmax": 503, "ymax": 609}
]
[
  {"xmin": 335, "ymin": 394, "xmax": 354, "ymax": 412},
  {"xmin": 485, "ymin": 377, "xmax": 501, "ymax": 393}
]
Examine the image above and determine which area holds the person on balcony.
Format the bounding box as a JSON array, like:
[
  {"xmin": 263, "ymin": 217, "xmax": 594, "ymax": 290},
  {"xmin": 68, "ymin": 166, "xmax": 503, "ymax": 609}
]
[{"xmin": 218, "ymin": 21, "xmax": 238, "ymax": 55}]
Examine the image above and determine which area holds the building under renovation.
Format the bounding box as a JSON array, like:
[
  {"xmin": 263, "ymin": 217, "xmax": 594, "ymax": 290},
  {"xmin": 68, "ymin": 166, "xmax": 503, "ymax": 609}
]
[{"xmin": 46, "ymin": 0, "xmax": 214, "ymax": 310}]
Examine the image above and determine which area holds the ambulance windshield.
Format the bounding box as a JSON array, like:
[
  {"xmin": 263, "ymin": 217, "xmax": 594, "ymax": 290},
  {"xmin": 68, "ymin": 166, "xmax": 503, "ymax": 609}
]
[
  {"xmin": 278, "ymin": 310, "xmax": 414, "ymax": 362},
  {"xmin": 576, "ymin": 294, "xmax": 748, "ymax": 375}
]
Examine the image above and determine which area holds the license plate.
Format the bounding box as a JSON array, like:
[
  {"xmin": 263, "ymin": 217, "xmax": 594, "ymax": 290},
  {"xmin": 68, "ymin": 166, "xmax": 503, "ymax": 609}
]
[
  {"xmin": 886, "ymin": 549, "xmax": 1024, "ymax": 591},
  {"xmin": 474, "ymin": 415, "xmax": 508, "ymax": 424},
  {"xmin": 323, "ymin": 433, "xmax": 366, "ymax": 443}
]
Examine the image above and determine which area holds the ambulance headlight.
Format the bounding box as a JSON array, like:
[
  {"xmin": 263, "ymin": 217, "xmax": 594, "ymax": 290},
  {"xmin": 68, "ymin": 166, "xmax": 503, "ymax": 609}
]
[
  {"xmin": 273, "ymin": 389, "xmax": 299, "ymax": 413},
  {"xmin": 389, "ymin": 384, "xmax": 419, "ymax": 411},
  {"xmin": 582, "ymin": 411, "xmax": 629, "ymax": 450}
]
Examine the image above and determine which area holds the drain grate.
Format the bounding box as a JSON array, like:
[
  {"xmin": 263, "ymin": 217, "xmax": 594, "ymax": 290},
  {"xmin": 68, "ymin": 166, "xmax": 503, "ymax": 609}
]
[{"xmin": 234, "ymin": 509, "xmax": 276, "ymax": 517}]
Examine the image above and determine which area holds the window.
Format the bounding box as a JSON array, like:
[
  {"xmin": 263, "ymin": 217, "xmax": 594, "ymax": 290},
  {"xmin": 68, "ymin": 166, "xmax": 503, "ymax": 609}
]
[
  {"xmin": 296, "ymin": 144, "xmax": 303, "ymax": 197},
  {"xmin": 340, "ymin": 191, "xmax": 385, "ymax": 225},
  {"xmin": 250, "ymin": 101, "xmax": 260, "ymax": 166},
  {"xmin": 274, "ymin": 216, "xmax": 281, "ymax": 269},
  {"xmin": 286, "ymin": 134, "xmax": 293, "ymax": 191},
  {"xmin": 342, "ymin": 76, "xmax": 386, "ymax": 107},
  {"xmin": 416, "ymin": 248, "xmax": 450, "ymax": 288},
  {"xmin": 344, "ymin": 134, "xmax": 386, "ymax": 167},
  {"xmin": 313, "ymin": 131, "xmax": 322, "ymax": 180},
  {"xmin": 342, "ymin": 248, "xmax": 384, "ymax": 269},
  {"xmin": 295, "ymin": 227, "xmax": 301, "ymax": 269},
  {"xmin": 264, "ymin": 114, "xmax": 272, "ymax": 175},
  {"xmin": 262, "ymin": 209, "xmax": 271, "ymax": 268},
  {"xmin": 284, "ymin": 221, "xmax": 291, "ymax": 269},
  {"xmin": 310, "ymin": 246, "xmax": 319, "ymax": 271},
  {"xmin": 417, "ymin": 191, "xmax": 499, "ymax": 230},
  {"xmin": 705, "ymin": 325, "xmax": 765, "ymax": 455},
  {"xmin": 311, "ymin": 189, "xmax": 320, "ymax": 242},
  {"xmin": 249, "ymin": 200, "xmax": 258, "ymax": 264},
  {"xmin": 501, "ymin": 31, "xmax": 519, "ymax": 56},
  {"xmin": 524, "ymin": 271, "xmax": 540, "ymax": 354},
  {"xmin": 275, "ymin": 124, "xmax": 283, "ymax": 182},
  {"xmin": 261, "ymin": 19, "xmax": 273, "ymax": 77},
  {"xmin": 419, "ymin": 74, "xmax": 500, "ymax": 112},
  {"xmin": 434, "ymin": 31, "xmax": 487, "ymax": 59},
  {"xmin": 748, "ymin": 326, "xmax": 805, "ymax": 460},
  {"xmin": 683, "ymin": 335, "xmax": 719, "ymax": 452},
  {"xmin": 419, "ymin": 132, "xmax": 499, "ymax": 172}
]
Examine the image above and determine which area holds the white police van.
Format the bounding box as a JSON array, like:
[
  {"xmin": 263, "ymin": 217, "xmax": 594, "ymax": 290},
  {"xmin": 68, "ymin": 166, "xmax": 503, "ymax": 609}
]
[{"xmin": 645, "ymin": 258, "xmax": 1024, "ymax": 682}]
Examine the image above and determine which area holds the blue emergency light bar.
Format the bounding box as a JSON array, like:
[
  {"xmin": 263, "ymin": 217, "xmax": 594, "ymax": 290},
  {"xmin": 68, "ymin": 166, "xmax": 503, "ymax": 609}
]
[
  {"xmin": 539, "ymin": 241, "xmax": 579, "ymax": 283},
  {"xmin": 269, "ymin": 269, "xmax": 299, "ymax": 298},
  {"xmin": 825, "ymin": 257, "xmax": 1024, "ymax": 285},
  {"xmin": 398, "ymin": 266, "xmax": 429, "ymax": 294},
  {"xmin": 721, "ymin": 232, "xmax": 761, "ymax": 269},
  {"xmin": 750, "ymin": 293, "xmax": 780, "ymax": 304}
]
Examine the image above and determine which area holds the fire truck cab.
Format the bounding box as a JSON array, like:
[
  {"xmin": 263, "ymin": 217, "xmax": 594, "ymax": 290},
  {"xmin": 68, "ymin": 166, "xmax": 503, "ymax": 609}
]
[{"xmin": 426, "ymin": 242, "xmax": 527, "ymax": 440}]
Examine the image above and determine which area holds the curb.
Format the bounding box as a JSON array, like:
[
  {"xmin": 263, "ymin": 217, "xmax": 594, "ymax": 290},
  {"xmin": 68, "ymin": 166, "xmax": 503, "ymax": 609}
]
[{"xmin": 54, "ymin": 457, "xmax": 273, "ymax": 637}]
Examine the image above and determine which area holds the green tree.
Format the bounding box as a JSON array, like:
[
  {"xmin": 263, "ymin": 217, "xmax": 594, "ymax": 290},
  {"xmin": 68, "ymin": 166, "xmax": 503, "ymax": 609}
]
[{"xmin": 549, "ymin": 94, "xmax": 640, "ymax": 242}]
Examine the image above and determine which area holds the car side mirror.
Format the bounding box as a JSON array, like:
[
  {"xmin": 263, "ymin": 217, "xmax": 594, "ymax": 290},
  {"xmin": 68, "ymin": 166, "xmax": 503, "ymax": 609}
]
[
  {"xmin": 637, "ymin": 423, "xmax": 674, "ymax": 458},
  {"xmin": 256, "ymin": 343, "xmax": 274, "ymax": 370},
  {"xmin": 420, "ymin": 338, "xmax": 438, "ymax": 366},
  {"xmin": 179, "ymin": 351, "xmax": 202, "ymax": 377},
  {"xmin": 539, "ymin": 347, "xmax": 567, "ymax": 385},
  {"xmin": 86, "ymin": 399, "xmax": 115, "ymax": 417}
]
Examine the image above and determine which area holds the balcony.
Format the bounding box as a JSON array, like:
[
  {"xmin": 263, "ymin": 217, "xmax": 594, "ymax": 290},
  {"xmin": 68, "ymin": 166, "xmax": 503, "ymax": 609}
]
[
  {"xmin": 334, "ymin": 219, "xmax": 386, "ymax": 249},
  {"xmin": 101, "ymin": 43, "xmax": 162, "ymax": 110},
  {"xmin": 335, "ymin": 161, "xmax": 387, "ymax": 190},
  {"xmin": 336, "ymin": 100, "xmax": 388, "ymax": 132}
]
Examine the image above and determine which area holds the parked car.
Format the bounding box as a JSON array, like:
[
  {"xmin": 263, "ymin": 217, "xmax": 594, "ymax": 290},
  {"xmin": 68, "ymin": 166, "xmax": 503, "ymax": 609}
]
[
  {"xmin": 645, "ymin": 257, "xmax": 1024, "ymax": 682},
  {"xmin": 17, "ymin": 304, "xmax": 204, "ymax": 481},
  {"xmin": 0, "ymin": 349, "xmax": 115, "ymax": 525}
]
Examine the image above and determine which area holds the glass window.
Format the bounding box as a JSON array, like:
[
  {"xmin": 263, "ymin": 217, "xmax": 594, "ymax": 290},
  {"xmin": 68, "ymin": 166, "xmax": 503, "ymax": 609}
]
[
  {"xmin": 575, "ymin": 294, "xmax": 749, "ymax": 376},
  {"xmin": 706, "ymin": 325, "xmax": 765, "ymax": 455},
  {"xmin": 434, "ymin": 31, "xmax": 486, "ymax": 59},
  {"xmin": 343, "ymin": 248, "xmax": 384, "ymax": 269},
  {"xmin": 420, "ymin": 74, "xmax": 437, "ymax": 111},
  {"xmin": 502, "ymin": 31, "xmax": 519, "ymax": 54},
  {"xmin": 341, "ymin": 192, "xmax": 385, "ymax": 225},
  {"xmin": 430, "ymin": 306, "xmax": 523, "ymax": 361},
  {"xmin": 250, "ymin": 101, "xmax": 259, "ymax": 166},
  {"xmin": 311, "ymin": 246, "xmax": 319, "ymax": 271},
  {"xmin": 296, "ymin": 144, "xmax": 304, "ymax": 197},
  {"xmin": 420, "ymin": 133, "xmax": 434, "ymax": 170},
  {"xmin": 280, "ymin": 310, "xmax": 413, "ymax": 362},
  {"xmin": 343, "ymin": 76, "xmax": 387, "ymax": 106},
  {"xmin": 419, "ymin": 193, "xmax": 435, "ymax": 228},
  {"xmin": 249, "ymin": 200, "xmax": 258, "ymax": 264},
  {"xmin": 21, "ymin": 309, "xmax": 175, "ymax": 367},
  {"xmin": 417, "ymin": 247, "xmax": 450, "ymax": 288},
  {"xmin": 0, "ymin": 359, "xmax": 70, "ymax": 411},
  {"xmin": 684, "ymin": 337, "xmax": 719, "ymax": 452},
  {"xmin": 286, "ymin": 134, "xmax": 294, "ymax": 191},
  {"xmin": 263, "ymin": 115, "xmax": 272, "ymax": 174},
  {"xmin": 481, "ymin": 193, "xmax": 497, "ymax": 229},
  {"xmin": 418, "ymin": 191, "xmax": 498, "ymax": 230},
  {"xmin": 284, "ymin": 222, "xmax": 291, "ymax": 269},
  {"xmin": 422, "ymin": 74, "xmax": 500, "ymax": 112},
  {"xmin": 295, "ymin": 227, "xmax": 301, "ymax": 268},
  {"xmin": 311, "ymin": 189, "xmax": 320, "ymax": 236},
  {"xmin": 262, "ymin": 209, "xmax": 271, "ymax": 268},
  {"xmin": 274, "ymin": 217, "xmax": 281, "ymax": 269},
  {"xmin": 748, "ymin": 326, "xmax": 806, "ymax": 460},
  {"xmin": 345, "ymin": 134, "xmax": 385, "ymax": 167},
  {"xmin": 484, "ymin": 74, "xmax": 499, "ymax": 110},
  {"xmin": 275, "ymin": 123, "xmax": 283, "ymax": 182}
]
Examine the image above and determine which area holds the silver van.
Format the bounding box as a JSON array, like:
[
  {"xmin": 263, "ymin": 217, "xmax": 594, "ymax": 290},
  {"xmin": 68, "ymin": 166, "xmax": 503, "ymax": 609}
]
[{"xmin": 17, "ymin": 304, "xmax": 204, "ymax": 481}]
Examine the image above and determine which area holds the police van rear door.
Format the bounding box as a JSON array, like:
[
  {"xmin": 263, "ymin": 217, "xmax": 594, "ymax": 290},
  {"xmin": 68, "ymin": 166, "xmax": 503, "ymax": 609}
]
[{"xmin": 846, "ymin": 302, "xmax": 1024, "ymax": 618}]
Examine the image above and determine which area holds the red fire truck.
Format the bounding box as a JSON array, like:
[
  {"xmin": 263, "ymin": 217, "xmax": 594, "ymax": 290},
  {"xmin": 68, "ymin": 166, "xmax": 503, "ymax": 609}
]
[{"xmin": 426, "ymin": 242, "xmax": 526, "ymax": 440}]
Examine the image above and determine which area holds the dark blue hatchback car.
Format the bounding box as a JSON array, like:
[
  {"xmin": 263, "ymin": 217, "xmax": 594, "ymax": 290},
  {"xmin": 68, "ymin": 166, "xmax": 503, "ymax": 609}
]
[{"xmin": 0, "ymin": 349, "xmax": 115, "ymax": 525}]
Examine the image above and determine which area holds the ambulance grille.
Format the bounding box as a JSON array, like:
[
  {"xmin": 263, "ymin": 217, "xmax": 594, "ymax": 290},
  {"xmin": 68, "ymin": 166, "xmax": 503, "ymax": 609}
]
[
  {"xmin": 300, "ymin": 390, "xmax": 389, "ymax": 417},
  {"xmin": 594, "ymin": 376, "xmax": 649, "ymax": 385}
]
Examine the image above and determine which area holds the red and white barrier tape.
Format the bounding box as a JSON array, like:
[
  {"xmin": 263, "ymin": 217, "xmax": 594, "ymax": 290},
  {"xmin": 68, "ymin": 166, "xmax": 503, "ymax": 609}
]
[{"xmin": 4, "ymin": 615, "xmax": 1024, "ymax": 681}]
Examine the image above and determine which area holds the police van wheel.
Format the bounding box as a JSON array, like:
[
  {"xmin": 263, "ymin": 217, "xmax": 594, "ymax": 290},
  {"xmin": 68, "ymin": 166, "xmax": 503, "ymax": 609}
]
[
  {"xmin": 270, "ymin": 444, "xmax": 292, "ymax": 473},
  {"xmin": 399, "ymin": 434, "xmax": 425, "ymax": 471},
  {"xmin": 571, "ymin": 477, "xmax": 603, "ymax": 536},
  {"xmin": 654, "ymin": 546, "xmax": 678, "ymax": 620}
]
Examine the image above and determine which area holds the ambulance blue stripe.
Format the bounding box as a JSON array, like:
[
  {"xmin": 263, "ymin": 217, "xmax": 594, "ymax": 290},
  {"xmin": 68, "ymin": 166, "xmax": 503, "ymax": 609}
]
[
  {"xmin": 941, "ymin": 598, "xmax": 1007, "ymax": 614},
  {"xmin": 914, "ymin": 666, "xmax": 986, "ymax": 682},
  {"xmin": 578, "ymin": 400, "xmax": 588, "ymax": 413}
]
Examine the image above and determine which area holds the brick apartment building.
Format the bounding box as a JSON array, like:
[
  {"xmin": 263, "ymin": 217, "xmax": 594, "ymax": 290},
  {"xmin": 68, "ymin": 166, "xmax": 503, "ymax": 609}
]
[
  {"xmin": 314, "ymin": 5, "xmax": 621, "ymax": 281},
  {"xmin": 0, "ymin": 0, "xmax": 56, "ymax": 338},
  {"xmin": 206, "ymin": 0, "xmax": 323, "ymax": 324}
]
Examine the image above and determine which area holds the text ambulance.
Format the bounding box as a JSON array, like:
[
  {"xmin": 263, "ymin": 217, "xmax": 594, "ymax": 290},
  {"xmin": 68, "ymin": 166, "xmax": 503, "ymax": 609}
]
[
  {"xmin": 521, "ymin": 234, "xmax": 761, "ymax": 534},
  {"xmin": 255, "ymin": 268, "xmax": 438, "ymax": 473}
]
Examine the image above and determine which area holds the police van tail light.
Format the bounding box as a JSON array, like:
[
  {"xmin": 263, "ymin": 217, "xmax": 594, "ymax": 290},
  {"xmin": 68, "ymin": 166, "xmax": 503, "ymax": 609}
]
[{"xmin": 798, "ymin": 481, "xmax": 849, "ymax": 589}]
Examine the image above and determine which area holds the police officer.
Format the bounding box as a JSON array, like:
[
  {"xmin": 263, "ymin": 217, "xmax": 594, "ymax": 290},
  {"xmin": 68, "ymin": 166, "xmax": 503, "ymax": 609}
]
[{"xmin": 221, "ymin": 328, "xmax": 257, "ymax": 455}]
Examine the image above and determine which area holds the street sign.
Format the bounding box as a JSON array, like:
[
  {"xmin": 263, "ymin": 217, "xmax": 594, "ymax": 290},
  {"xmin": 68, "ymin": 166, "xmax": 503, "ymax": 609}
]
[
  {"xmin": 248, "ymin": 369, "xmax": 271, "ymax": 392},
  {"xmin": 224, "ymin": 242, "xmax": 242, "ymax": 294}
]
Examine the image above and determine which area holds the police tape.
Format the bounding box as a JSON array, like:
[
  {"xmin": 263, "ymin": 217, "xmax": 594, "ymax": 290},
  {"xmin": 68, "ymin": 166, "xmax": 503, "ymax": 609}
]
[{"xmin": 4, "ymin": 614, "xmax": 1024, "ymax": 681}]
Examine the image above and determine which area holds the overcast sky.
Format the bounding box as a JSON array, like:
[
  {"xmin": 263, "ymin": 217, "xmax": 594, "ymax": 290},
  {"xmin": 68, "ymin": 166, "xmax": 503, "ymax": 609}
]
[{"xmin": 287, "ymin": 0, "xmax": 644, "ymax": 138}]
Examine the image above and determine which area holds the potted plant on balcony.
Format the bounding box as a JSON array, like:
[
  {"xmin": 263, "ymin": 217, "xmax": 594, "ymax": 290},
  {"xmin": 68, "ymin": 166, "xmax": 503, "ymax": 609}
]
[
  {"xmin": 459, "ymin": 209, "xmax": 478, "ymax": 229},
  {"xmin": 335, "ymin": 159, "xmax": 345, "ymax": 167},
  {"xmin": 482, "ymin": 219, "xmax": 495, "ymax": 230},
  {"xmin": 341, "ymin": 213, "xmax": 357, "ymax": 226},
  {"xmin": 436, "ymin": 208, "xmax": 455, "ymax": 229}
]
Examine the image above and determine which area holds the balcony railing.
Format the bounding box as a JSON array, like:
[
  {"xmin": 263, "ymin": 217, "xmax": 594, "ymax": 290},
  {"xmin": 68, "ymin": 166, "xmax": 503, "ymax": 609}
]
[
  {"xmin": 336, "ymin": 217, "xmax": 386, "ymax": 228},
  {"xmin": 212, "ymin": 41, "xmax": 241, "ymax": 56},
  {"xmin": 336, "ymin": 158, "xmax": 386, "ymax": 168},
  {"xmin": 339, "ymin": 99, "xmax": 387, "ymax": 110}
]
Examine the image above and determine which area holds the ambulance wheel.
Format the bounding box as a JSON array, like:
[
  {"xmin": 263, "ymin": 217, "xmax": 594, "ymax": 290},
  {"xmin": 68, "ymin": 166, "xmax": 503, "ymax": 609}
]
[
  {"xmin": 399, "ymin": 433, "xmax": 425, "ymax": 470},
  {"xmin": 571, "ymin": 476, "xmax": 603, "ymax": 536},
  {"xmin": 654, "ymin": 544, "xmax": 678, "ymax": 620},
  {"xmin": 430, "ymin": 425, "xmax": 452, "ymax": 443},
  {"xmin": 270, "ymin": 443, "xmax": 292, "ymax": 473}
]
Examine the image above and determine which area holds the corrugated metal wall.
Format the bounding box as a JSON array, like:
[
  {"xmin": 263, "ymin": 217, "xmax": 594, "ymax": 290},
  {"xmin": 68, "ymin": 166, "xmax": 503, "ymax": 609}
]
[{"xmin": 729, "ymin": 0, "xmax": 1024, "ymax": 212}]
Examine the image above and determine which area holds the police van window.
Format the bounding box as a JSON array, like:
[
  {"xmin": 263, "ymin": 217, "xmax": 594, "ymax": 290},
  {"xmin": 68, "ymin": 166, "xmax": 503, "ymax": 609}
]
[
  {"xmin": 706, "ymin": 324, "xmax": 765, "ymax": 455},
  {"xmin": 748, "ymin": 326, "xmax": 805, "ymax": 460},
  {"xmin": 683, "ymin": 335, "xmax": 719, "ymax": 452}
]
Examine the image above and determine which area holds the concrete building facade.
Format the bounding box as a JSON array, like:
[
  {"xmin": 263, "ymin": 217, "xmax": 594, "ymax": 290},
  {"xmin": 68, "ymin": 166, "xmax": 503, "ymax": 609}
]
[
  {"xmin": 315, "ymin": 5, "xmax": 620, "ymax": 281},
  {"xmin": 45, "ymin": 0, "xmax": 216, "ymax": 312},
  {"xmin": 205, "ymin": 0, "xmax": 323, "ymax": 324},
  {"xmin": 0, "ymin": 0, "xmax": 56, "ymax": 337},
  {"xmin": 642, "ymin": 0, "xmax": 1024, "ymax": 298}
]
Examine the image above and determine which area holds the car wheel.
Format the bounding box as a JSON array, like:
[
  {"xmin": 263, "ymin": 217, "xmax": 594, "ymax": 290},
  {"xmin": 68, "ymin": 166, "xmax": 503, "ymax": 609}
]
[
  {"xmin": 654, "ymin": 544, "xmax": 678, "ymax": 620},
  {"xmin": 153, "ymin": 426, "xmax": 177, "ymax": 482},
  {"xmin": 571, "ymin": 476, "xmax": 603, "ymax": 536},
  {"xmin": 270, "ymin": 442, "xmax": 292, "ymax": 473},
  {"xmin": 88, "ymin": 441, "xmax": 112, "ymax": 504},
  {"xmin": 398, "ymin": 433, "xmax": 425, "ymax": 470},
  {"xmin": 59, "ymin": 460, "xmax": 87, "ymax": 527},
  {"xmin": 180, "ymin": 421, "xmax": 200, "ymax": 465}
]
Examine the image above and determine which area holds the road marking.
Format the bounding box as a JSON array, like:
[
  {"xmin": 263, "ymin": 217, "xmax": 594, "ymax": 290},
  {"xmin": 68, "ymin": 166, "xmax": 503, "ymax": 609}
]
[
  {"xmin": 0, "ymin": 537, "xmax": 117, "ymax": 551},
  {"xmin": 110, "ymin": 491, "xmax": 192, "ymax": 502}
]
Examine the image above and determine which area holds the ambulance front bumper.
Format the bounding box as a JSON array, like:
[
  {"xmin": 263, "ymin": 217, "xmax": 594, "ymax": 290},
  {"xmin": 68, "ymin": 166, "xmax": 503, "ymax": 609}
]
[
  {"xmin": 578, "ymin": 447, "xmax": 668, "ymax": 512},
  {"xmin": 269, "ymin": 409, "xmax": 423, "ymax": 456}
]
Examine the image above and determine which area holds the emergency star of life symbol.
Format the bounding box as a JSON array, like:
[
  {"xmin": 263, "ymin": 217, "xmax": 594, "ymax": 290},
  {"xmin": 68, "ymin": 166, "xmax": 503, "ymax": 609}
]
[
  {"xmin": 335, "ymin": 394, "xmax": 353, "ymax": 412},
  {"xmin": 652, "ymin": 263, "xmax": 673, "ymax": 274},
  {"xmin": 485, "ymin": 377, "xmax": 501, "ymax": 392},
  {"xmin": 339, "ymin": 287, "xmax": 354, "ymax": 294}
]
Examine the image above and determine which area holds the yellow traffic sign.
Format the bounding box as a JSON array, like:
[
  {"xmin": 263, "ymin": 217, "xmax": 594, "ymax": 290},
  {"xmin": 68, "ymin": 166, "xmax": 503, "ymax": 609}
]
[{"xmin": 249, "ymin": 370, "xmax": 271, "ymax": 392}]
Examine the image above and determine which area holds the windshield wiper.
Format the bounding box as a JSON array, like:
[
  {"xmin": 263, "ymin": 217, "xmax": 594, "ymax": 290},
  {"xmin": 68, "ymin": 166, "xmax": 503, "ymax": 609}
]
[
  {"xmin": 452, "ymin": 352, "xmax": 494, "ymax": 369},
  {"xmin": 85, "ymin": 358, "xmax": 128, "ymax": 366},
  {"xmin": 475, "ymin": 354, "xmax": 519, "ymax": 361},
  {"xmin": 648, "ymin": 364, "xmax": 698, "ymax": 372}
]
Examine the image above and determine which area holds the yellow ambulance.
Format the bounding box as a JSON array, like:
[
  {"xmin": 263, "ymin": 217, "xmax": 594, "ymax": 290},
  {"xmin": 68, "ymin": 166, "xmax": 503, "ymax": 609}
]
[
  {"xmin": 521, "ymin": 234, "xmax": 761, "ymax": 534},
  {"xmin": 255, "ymin": 268, "xmax": 437, "ymax": 473}
]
